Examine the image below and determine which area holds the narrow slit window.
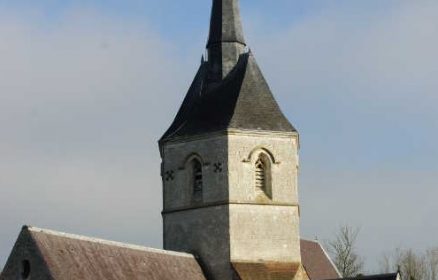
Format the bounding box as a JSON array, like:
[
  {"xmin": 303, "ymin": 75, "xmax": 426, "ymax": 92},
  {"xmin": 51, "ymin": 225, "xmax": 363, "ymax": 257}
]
[
  {"xmin": 21, "ymin": 260, "xmax": 31, "ymax": 279},
  {"xmin": 192, "ymin": 159, "xmax": 203, "ymax": 196},
  {"xmin": 255, "ymin": 158, "xmax": 266, "ymax": 194},
  {"xmin": 255, "ymin": 153, "xmax": 272, "ymax": 198}
]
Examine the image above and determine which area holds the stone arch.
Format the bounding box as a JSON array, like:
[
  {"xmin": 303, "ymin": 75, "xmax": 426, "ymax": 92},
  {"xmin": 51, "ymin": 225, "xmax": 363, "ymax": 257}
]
[
  {"xmin": 243, "ymin": 146, "xmax": 279, "ymax": 164},
  {"xmin": 182, "ymin": 153, "xmax": 205, "ymax": 169}
]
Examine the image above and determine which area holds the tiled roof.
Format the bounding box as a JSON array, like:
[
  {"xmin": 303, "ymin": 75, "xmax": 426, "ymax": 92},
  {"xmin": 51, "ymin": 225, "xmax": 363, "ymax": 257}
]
[
  {"xmin": 160, "ymin": 52, "xmax": 296, "ymax": 142},
  {"xmin": 1, "ymin": 226, "xmax": 206, "ymax": 280},
  {"xmin": 160, "ymin": 0, "xmax": 296, "ymax": 142},
  {"xmin": 0, "ymin": 227, "xmax": 398, "ymax": 280},
  {"xmin": 301, "ymin": 239, "xmax": 341, "ymax": 280}
]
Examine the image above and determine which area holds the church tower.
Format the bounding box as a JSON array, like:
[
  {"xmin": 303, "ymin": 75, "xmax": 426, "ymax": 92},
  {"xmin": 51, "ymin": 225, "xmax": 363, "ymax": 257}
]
[{"xmin": 159, "ymin": 1, "xmax": 304, "ymax": 279}]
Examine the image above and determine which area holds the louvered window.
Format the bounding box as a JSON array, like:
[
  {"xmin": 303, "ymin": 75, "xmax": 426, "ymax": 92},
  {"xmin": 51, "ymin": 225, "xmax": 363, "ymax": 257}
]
[
  {"xmin": 192, "ymin": 159, "xmax": 203, "ymax": 196},
  {"xmin": 254, "ymin": 153, "xmax": 272, "ymax": 198},
  {"xmin": 255, "ymin": 159, "xmax": 265, "ymax": 193}
]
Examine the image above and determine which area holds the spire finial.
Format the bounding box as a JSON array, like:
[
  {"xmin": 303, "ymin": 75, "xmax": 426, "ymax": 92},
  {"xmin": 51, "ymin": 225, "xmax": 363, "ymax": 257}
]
[
  {"xmin": 207, "ymin": 0, "xmax": 246, "ymax": 48},
  {"xmin": 206, "ymin": 0, "xmax": 247, "ymax": 80}
]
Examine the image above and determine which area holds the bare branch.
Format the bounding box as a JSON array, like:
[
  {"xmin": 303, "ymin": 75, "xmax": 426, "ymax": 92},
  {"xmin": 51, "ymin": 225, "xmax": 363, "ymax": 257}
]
[{"xmin": 327, "ymin": 225, "xmax": 364, "ymax": 277}]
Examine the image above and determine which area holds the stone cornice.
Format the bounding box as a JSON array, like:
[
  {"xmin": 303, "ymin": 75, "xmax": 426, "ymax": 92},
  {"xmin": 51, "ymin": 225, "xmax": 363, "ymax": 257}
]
[
  {"xmin": 160, "ymin": 129, "xmax": 299, "ymax": 146},
  {"xmin": 162, "ymin": 200, "xmax": 300, "ymax": 215}
]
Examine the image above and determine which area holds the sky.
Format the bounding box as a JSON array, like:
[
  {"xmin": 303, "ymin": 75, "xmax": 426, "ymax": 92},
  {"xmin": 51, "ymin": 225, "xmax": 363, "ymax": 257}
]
[{"xmin": 0, "ymin": 0, "xmax": 437, "ymax": 272}]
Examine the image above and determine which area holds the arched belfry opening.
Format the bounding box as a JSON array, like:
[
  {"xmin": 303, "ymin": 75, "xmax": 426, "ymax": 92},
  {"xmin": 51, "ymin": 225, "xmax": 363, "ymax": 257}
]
[
  {"xmin": 255, "ymin": 153, "xmax": 272, "ymax": 198},
  {"xmin": 191, "ymin": 158, "xmax": 203, "ymax": 200}
]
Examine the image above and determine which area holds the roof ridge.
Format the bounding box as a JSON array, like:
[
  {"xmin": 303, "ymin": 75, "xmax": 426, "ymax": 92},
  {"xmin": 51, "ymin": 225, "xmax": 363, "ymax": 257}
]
[
  {"xmin": 317, "ymin": 239, "xmax": 342, "ymax": 277},
  {"xmin": 301, "ymin": 238, "xmax": 320, "ymax": 243},
  {"xmin": 24, "ymin": 225, "xmax": 194, "ymax": 259}
]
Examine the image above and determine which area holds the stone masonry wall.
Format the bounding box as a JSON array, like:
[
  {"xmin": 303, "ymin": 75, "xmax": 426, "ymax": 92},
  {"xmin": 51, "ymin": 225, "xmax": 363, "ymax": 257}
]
[
  {"xmin": 161, "ymin": 134, "xmax": 229, "ymax": 211},
  {"xmin": 227, "ymin": 131, "xmax": 301, "ymax": 264},
  {"xmin": 162, "ymin": 134, "xmax": 233, "ymax": 279},
  {"xmin": 163, "ymin": 206, "xmax": 232, "ymax": 280},
  {"xmin": 161, "ymin": 130, "xmax": 301, "ymax": 279},
  {"xmin": 229, "ymin": 204, "xmax": 301, "ymax": 263},
  {"xmin": 227, "ymin": 131, "xmax": 299, "ymax": 204}
]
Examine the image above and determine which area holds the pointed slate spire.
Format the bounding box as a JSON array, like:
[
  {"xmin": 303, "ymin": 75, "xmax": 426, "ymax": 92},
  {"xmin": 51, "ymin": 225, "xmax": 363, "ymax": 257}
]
[
  {"xmin": 160, "ymin": 0, "xmax": 297, "ymax": 143},
  {"xmin": 207, "ymin": 0, "xmax": 246, "ymax": 47},
  {"xmin": 207, "ymin": 0, "xmax": 247, "ymax": 80}
]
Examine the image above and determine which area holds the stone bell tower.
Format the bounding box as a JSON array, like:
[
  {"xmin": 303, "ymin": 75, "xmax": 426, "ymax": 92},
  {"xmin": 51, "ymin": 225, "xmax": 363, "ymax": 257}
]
[{"xmin": 159, "ymin": 0, "xmax": 305, "ymax": 279}]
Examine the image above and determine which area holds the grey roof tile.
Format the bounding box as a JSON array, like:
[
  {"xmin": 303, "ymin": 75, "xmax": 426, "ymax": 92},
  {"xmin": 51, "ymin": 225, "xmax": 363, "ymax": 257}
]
[
  {"xmin": 1, "ymin": 226, "xmax": 206, "ymax": 280},
  {"xmin": 160, "ymin": 0, "xmax": 296, "ymax": 142},
  {"xmin": 161, "ymin": 52, "xmax": 296, "ymax": 142},
  {"xmin": 207, "ymin": 0, "xmax": 246, "ymax": 47},
  {"xmin": 301, "ymin": 239, "xmax": 341, "ymax": 280}
]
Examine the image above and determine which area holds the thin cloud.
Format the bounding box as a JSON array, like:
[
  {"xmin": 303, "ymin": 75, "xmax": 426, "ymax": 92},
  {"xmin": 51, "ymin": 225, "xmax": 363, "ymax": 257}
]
[
  {"xmin": 1, "ymin": 1, "xmax": 437, "ymax": 273},
  {"xmin": 247, "ymin": 0, "xmax": 438, "ymax": 271},
  {"xmin": 0, "ymin": 9, "xmax": 195, "ymax": 266}
]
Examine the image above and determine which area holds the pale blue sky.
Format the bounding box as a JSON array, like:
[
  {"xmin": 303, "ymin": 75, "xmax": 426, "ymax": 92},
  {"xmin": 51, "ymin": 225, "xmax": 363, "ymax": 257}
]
[
  {"xmin": 0, "ymin": 0, "xmax": 437, "ymax": 272},
  {"xmin": 0, "ymin": 0, "xmax": 401, "ymax": 46}
]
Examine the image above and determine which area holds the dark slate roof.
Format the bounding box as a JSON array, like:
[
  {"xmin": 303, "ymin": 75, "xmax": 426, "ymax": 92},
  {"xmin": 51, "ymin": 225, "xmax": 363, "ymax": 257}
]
[
  {"xmin": 207, "ymin": 0, "xmax": 246, "ymax": 47},
  {"xmin": 301, "ymin": 239, "xmax": 341, "ymax": 280},
  {"xmin": 0, "ymin": 226, "xmax": 206, "ymax": 280},
  {"xmin": 328, "ymin": 273, "xmax": 401, "ymax": 280},
  {"xmin": 160, "ymin": 0, "xmax": 296, "ymax": 142},
  {"xmin": 161, "ymin": 52, "xmax": 296, "ymax": 142}
]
